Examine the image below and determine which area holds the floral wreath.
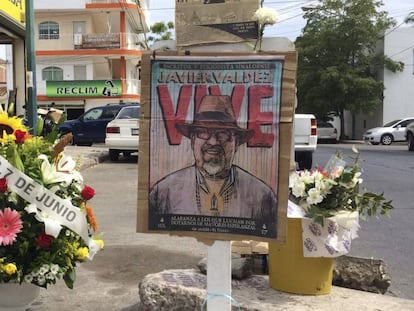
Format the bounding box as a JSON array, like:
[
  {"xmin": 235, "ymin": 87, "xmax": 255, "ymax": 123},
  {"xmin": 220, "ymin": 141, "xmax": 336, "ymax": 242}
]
[{"xmin": 0, "ymin": 110, "xmax": 103, "ymax": 289}]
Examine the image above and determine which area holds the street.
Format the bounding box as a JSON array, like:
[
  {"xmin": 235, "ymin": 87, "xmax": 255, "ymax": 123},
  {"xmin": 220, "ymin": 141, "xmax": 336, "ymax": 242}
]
[{"xmin": 314, "ymin": 143, "xmax": 414, "ymax": 299}]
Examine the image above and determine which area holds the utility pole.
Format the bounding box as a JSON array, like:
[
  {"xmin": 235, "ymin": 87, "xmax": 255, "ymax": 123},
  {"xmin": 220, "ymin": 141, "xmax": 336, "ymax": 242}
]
[{"xmin": 25, "ymin": 0, "xmax": 37, "ymax": 135}]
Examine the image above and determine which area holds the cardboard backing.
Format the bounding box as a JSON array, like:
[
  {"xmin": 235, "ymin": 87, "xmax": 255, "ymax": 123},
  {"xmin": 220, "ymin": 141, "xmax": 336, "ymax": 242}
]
[{"xmin": 137, "ymin": 50, "xmax": 297, "ymax": 245}]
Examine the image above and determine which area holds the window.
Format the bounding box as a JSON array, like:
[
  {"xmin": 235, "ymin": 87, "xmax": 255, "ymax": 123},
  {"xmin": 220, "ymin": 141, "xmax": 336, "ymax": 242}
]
[
  {"xmin": 83, "ymin": 108, "xmax": 103, "ymax": 121},
  {"xmin": 42, "ymin": 67, "xmax": 63, "ymax": 81},
  {"xmin": 74, "ymin": 65, "xmax": 87, "ymax": 80},
  {"xmin": 39, "ymin": 21, "xmax": 59, "ymax": 39}
]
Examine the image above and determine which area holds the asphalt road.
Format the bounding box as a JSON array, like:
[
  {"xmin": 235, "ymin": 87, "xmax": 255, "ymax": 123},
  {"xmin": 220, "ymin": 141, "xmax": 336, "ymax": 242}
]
[{"xmin": 314, "ymin": 142, "xmax": 414, "ymax": 300}]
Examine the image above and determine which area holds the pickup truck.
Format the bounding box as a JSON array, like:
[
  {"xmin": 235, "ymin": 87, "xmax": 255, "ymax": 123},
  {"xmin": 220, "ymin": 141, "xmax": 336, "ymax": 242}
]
[{"xmin": 294, "ymin": 113, "xmax": 318, "ymax": 170}]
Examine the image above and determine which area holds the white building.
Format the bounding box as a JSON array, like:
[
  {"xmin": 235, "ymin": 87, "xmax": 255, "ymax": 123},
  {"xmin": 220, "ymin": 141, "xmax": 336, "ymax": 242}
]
[
  {"xmin": 352, "ymin": 26, "xmax": 414, "ymax": 139},
  {"xmin": 33, "ymin": 0, "xmax": 149, "ymax": 119}
]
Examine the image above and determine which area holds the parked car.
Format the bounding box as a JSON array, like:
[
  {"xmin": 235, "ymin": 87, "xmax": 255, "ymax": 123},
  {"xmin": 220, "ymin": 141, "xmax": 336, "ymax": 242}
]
[
  {"xmin": 405, "ymin": 121, "xmax": 414, "ymax": 151},
  {"xmin": 316, "ymin": 121, "xmax": 338, "ymax": 143},
  {"xmin": 362, "ymin": 117, "xmax": 414, "ymax": 145},
  {"xmin": 294, "ymin": 114, "xmax": 318, "ymax": 170},
  {"xmin": 105, "ymin": 105, "xmax": 140, "ymax": 161},
  {"xmin": 59, "ymin": 103, "xmax": 138, "ymax": 146}
]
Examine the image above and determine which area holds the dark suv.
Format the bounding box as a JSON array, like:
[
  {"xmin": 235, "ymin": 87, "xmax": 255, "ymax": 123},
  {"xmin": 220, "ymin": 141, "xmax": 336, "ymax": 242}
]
[{"xmin": 59, "ymin": 103, "xmax": 138, "ymax": 146}]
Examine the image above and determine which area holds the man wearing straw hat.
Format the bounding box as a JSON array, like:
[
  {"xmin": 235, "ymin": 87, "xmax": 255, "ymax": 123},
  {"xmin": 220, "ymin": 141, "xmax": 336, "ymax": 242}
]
[{"xmin": 149, "ymin": 95, "xmax": 276, "ymax": 220}]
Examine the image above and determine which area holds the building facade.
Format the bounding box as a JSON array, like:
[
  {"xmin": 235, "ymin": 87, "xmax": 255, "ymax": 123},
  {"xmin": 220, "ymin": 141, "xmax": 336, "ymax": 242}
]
[
  {"xmin": 352, "ymin": 26, "xmax": 414, "ymax": 139},
  {"xmin": 34, "ymin": 0, "xmax": 149, "ymax": 119}
]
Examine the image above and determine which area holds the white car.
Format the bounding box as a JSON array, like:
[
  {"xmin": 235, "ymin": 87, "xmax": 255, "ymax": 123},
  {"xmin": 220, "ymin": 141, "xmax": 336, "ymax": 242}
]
[
  {"xmin": 105, "ymin": 105, "xmax": 140, "ymax": 161},
  {"xmin": 317, "ymin": 122, "xmax": 338, "ymax": 143},
  {"xmin": 363, "ymin": 117, "xmax": 414, "ymax": 145}
]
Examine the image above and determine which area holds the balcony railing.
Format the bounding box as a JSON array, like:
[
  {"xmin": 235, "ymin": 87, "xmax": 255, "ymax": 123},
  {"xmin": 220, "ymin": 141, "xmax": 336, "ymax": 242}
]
[
  {"xmin": 76, "ymin": 33, "xmax": 120, "ymax": 49},
  {"xmin": 36, "ymin": 32, "xmax": 147, "ymax": 51}
]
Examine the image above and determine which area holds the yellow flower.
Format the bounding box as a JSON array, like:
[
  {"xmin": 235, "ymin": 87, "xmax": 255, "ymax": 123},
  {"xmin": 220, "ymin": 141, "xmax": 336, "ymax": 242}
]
[
  {"xmin": 3, "ymin": 263, "xmax": 17, "ymax": 275},
  {"xmin": 95, "ymin": 239, "xmax": 104, "ymax": 249},
  {"xmin": 76, "ymin": 247, "xmax": 89, "ymax": 260},
  {"xmin": 0, "ymin": 113, "xmax": 27, "ymax": 142}
]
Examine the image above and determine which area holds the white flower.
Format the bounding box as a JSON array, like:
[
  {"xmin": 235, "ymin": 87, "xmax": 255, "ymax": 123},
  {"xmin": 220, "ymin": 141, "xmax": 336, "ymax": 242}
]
[
  {"xmin": 24, "ymin": 274, "xmax": 33, "ymax": 283},
  {"xmin": 56, "ymin": 154, "xmax": 76, "ymax": 173},
  {"xmin": 38, "ymin": 266, "xmax": 48, "ymax": 276},
  {"xmin": 50, "ymin": 264, "xmax": 60, "ymax": 275},
  {"xmin": 46, "ymin": 272, "xmax": 56, "ymax": 280},
  {"xmin": 254, "ymin": 7, "xmax": 279, "ymax": 25},
  {"xmin": 292, "ymin": 181, "xmax": 306, "ymax": 197},
  {"xmin": 306, "ymin": 188, "xmax": 324, "ymax": 205},
  {"xmin": 38, "ymin": 154, "xmax": 73, "ymax": 185},
  {"xmin": 25, "ymin": 204, "xmax": 63, "ymax": 238},
  {"xmin": 37, "ymin": 275, "xmax": 46, "ymax": 285},
  {"xmin": 315, "ymin": 179, "xmax": 331, "ymax": 196}
]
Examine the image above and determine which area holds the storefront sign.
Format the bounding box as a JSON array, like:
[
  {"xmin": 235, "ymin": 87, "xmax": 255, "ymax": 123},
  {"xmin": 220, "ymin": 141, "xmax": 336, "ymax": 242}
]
[
  {"xmin": 46, "ymin": 80, "xmax": 122, "ymax": 98},
  {"xmin": 0, "ymin": 0, "xmax": 25, "ymax": 24}
]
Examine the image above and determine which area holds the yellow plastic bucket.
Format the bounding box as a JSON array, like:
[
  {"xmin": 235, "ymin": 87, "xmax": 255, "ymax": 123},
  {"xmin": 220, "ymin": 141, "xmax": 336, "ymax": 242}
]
[{"xmin": 268, "ymin": 218, "xmax": 334, "ymax": 295}]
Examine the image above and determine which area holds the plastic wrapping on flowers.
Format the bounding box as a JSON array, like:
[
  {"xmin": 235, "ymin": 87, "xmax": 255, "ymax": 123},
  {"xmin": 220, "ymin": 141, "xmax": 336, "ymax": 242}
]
[
  {"xmin": 0, "ymin": 111, "xmax": 103, "ymax": 289},
  {"xmin": 289, "ymin": 148, "xmax": 394, "ymax": 226}
]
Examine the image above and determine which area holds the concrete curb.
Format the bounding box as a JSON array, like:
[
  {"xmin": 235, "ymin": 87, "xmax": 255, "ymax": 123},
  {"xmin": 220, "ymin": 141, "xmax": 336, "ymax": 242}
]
[{"xmin": 65, "ymin": 145, "xmax": 109, "ymax": 171}]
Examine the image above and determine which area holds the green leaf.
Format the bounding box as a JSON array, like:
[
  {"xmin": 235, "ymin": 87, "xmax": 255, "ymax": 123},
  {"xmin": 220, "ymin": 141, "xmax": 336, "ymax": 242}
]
[{"xmin": 63, "ymin": 269, "xmax": 76, "ymax": 289}]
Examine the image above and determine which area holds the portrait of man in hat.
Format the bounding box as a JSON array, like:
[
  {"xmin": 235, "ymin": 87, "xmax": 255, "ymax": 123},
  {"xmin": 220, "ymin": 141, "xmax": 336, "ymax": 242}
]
[{"xmin": 149, "ymin": 95, "xmax": 277, "ymax": 220}]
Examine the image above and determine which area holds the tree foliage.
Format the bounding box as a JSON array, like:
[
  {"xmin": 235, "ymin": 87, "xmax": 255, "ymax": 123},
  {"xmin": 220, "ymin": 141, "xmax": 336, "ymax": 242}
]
[
  {"xmin": 146, "ymin": 21, "xmax": 175, "ymax": 47},
  {"xmin": 295, "ymin": 0, "xmax": 404, "ymax": 138}
]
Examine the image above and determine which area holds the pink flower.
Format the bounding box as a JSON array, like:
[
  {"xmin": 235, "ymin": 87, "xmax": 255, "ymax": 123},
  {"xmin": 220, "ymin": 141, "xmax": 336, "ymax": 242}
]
[{"xmin": 0, "ymin": 208, "xmax": 23, "ymax": 246}]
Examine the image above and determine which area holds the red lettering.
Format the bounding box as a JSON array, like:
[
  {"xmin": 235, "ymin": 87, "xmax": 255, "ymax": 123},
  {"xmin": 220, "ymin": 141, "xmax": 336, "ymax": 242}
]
[
  {"xmin": 247, "ymin": 85, "xmax": 274, "ymax": 147},
  {"xmin": 156, "ymin": 84, "xmax": 275, "ymax": 148},
  {"xmin": 157, "ymin": 85, "xmax": 192, "ymax": 145}
]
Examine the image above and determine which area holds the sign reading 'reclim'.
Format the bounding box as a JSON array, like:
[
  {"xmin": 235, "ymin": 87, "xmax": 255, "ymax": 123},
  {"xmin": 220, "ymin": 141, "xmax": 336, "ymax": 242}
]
[{"xmin": 46, "ymin": 80, "xmax": 122, "ymax": 98}]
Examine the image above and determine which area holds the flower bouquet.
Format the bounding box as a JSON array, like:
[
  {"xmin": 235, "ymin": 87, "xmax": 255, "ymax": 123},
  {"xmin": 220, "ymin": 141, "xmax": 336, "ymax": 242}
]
[
  {"xmin": 0, "ymin": 111, "xmax": 103, "ymax": 289},
  {"xmin": 289, "ymin": 148, "xmax": 393, "ymax": 257},
  {"xmin": 289, "ymin": 148, "xmax": 393, "ymax": 226}
]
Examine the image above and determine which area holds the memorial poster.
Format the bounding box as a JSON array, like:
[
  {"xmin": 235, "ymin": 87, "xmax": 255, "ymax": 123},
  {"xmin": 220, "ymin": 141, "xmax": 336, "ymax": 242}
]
[{"xmin": 137, "ymin": 52, "xmax": 297, "ymax": 243}]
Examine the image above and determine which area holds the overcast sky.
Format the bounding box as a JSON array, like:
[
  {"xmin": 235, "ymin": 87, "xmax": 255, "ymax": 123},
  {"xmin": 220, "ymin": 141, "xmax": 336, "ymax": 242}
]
[{"xmin": 148, "ymin": 0, "xmax": 414, "ymax": 41}]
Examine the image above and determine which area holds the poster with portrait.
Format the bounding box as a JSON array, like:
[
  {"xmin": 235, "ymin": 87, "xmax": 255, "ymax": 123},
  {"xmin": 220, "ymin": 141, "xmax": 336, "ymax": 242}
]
[{"xmin": 137, "ymin": 52, "xmax": 297, "ymax": 243}]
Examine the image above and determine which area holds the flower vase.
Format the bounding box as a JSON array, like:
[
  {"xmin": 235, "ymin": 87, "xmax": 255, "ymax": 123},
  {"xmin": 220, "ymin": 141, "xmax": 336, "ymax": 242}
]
[
  {"xmin": 268, "ymin": 218, "xmax": 334, "ymax": 295},
  {"xmin": 0, "ymin": 282, "xmax": 40, "ymax": 311}
]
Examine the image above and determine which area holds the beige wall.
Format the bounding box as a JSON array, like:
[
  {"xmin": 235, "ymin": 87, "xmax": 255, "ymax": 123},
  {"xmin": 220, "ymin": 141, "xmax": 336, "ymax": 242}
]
[
  {"xmin": 35, "ymin": 13, "xmax": 94, "ymax": 51},
  {"xmin": 0, "ymin": 59, "xmax": 6, "ymax": 83}
]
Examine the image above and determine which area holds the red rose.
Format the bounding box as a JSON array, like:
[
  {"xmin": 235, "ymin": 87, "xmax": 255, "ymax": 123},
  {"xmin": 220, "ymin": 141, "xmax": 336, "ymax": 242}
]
[
  {"xmin": 37, "ymin": 233, "xmax": 53, "ymax": 248},
  {"xmin": 14, "ymin": 130, "xmax": 27, "ymax": 144},
  {"xmin": 0, "ymin": 178, "xmax": 7, "ymax": 193},
  {"xmin": 81, "ymin": 185, "xmax": 95, "ymax": 201}
]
